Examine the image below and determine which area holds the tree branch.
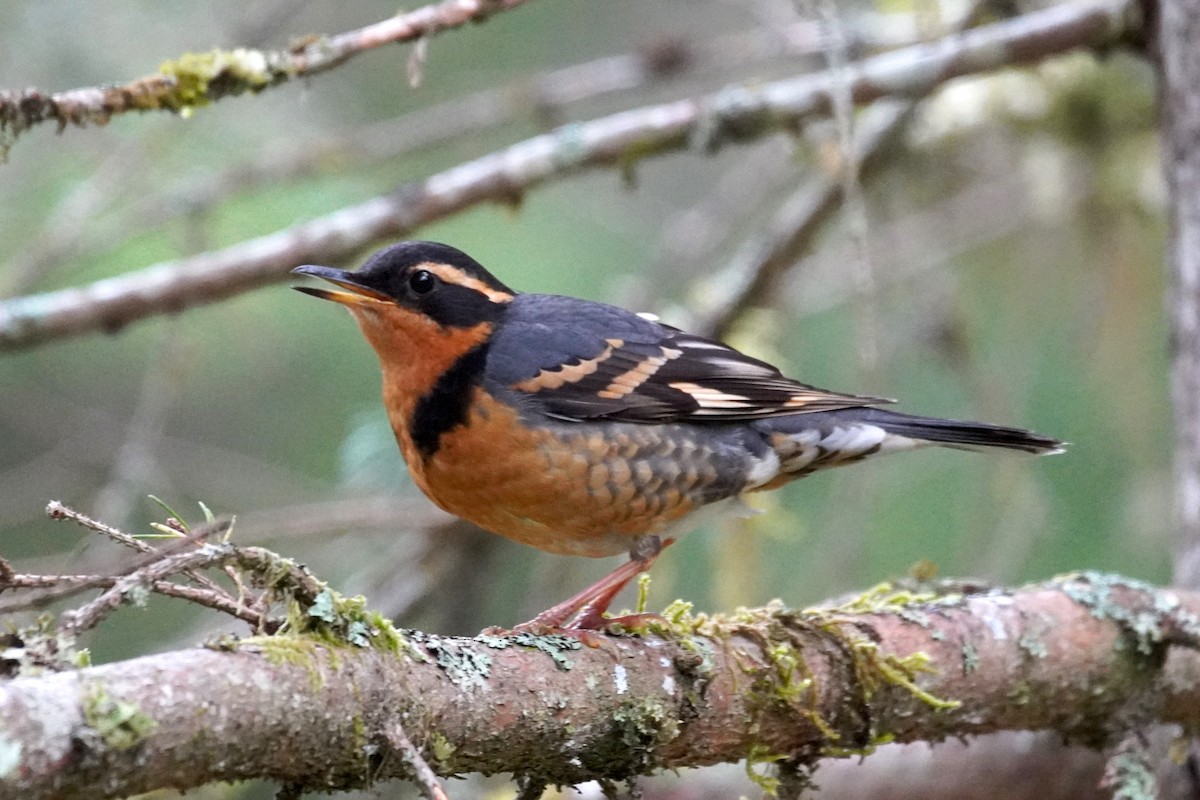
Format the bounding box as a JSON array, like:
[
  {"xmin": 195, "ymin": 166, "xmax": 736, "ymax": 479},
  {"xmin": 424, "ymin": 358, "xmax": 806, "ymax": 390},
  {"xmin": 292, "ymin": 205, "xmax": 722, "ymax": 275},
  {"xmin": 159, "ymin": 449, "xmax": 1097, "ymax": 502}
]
[
  {"xmin": 0, "ymin": 0, "xmax": 1138, "ymax": 352},
  {"xmin": 695, "ymin": 98, "xmax": 915, "ymax": 340},
  {"xmin": 0, "ymin": 16, "xmax": 892, "ymax": 297},
  {"xmin": 1159, "ymin": 0, "xmax": 1200, "ymax": 593},
  {"xmin": 2, "ymin": 573, "xmax": 1198, "ymax": 800},
  {"xmin": 0, "ymin": 0, "xmax": 533, "ymax": 152}
]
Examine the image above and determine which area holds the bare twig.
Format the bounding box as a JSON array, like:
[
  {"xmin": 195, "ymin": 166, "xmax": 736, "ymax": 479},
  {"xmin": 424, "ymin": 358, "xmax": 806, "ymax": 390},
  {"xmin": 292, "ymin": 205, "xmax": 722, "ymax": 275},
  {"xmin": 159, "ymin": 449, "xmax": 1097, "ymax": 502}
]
[
  {"xmin": 0, "ymin": 571, "xmax": 267, "ymax": 628},
  {"xmin": 54, "ymin": 540, "xmax": 319, "ymax": 636},
  {"xmin": 695, "ymin": 0, "xmax": 1001, "ymax": 341},
  {"xmin": 45, "ymin": 500, "xmax": 236, "ymax": 605},
  {"xmin": 92, "ymin": 327, "xmax": 187, "ymax": 528},
  {"xmin": 811, "ymin": 0, "xmax": 881, "ymax": 373},
  {"xmin": 45, "ymin": 500, "xmax": 149, "ymax": 555},
  {"xmin": 1, "ymin": 18, "xmax": 872, "ymax": 294},
  {"xmin": 0, "ymin": 0, "xmax": 534, "ymax": 149},
  {"xmin": 0, "ymin": 0, "xmax": 1138, "ymax": 352},
  {"xmin": 11, "ymin": 507, "xmax": 235, "ymax": 616},
  {"xmin": 383, "ymin": 722, "xmax": 451, "ymax": 800},
  {"xmin": 695, "ymin": 98, "xmax": 915, "ymax": 339}
]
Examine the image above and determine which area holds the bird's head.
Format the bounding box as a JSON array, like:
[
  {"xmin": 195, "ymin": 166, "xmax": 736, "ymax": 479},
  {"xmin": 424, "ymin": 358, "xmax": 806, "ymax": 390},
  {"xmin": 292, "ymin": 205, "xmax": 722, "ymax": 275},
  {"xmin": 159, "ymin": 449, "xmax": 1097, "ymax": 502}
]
[
  {"xmin": 292, "ymin": 241, "xmax": 514, "ymax": 397},
  {"xmin": 292, "ymin": 241, "xmax": 514, "ymax": 331}
]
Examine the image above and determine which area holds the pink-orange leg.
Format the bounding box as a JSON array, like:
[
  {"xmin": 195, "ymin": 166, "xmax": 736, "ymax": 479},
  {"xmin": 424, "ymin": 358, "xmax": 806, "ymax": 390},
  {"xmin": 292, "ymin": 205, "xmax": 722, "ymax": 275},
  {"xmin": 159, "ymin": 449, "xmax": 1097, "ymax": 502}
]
[{"xmin": 513, "ymin": 536, "xmax": 673, "ymax": 633}]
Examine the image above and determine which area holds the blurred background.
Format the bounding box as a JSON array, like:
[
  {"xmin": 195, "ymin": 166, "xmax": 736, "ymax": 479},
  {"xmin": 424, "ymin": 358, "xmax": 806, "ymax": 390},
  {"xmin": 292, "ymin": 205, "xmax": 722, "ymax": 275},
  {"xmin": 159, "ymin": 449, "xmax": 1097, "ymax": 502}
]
[{"xmin": 0, "ymin": 0, "xmax": 1167, "ymax": 797}]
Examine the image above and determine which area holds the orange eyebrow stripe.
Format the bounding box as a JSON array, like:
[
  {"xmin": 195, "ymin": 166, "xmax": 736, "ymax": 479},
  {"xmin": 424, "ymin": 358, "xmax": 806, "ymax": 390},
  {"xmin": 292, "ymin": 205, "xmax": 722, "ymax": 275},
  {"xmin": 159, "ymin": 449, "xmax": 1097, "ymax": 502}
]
[
  {"xmin": 514, "ymin": 339, "xmax": 622, "ymax": 392},
  {"xmin": 422, "ymin": 262, "xmax": 514, "ymax": 303}
]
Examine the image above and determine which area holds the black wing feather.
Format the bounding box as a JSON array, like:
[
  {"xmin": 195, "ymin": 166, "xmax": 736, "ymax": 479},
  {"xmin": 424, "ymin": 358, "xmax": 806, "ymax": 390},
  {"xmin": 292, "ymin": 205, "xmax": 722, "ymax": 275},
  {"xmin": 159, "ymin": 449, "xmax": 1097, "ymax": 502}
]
[{"xmin": 487, "ymin": 294, "xmax": 890, "ymax": 424}]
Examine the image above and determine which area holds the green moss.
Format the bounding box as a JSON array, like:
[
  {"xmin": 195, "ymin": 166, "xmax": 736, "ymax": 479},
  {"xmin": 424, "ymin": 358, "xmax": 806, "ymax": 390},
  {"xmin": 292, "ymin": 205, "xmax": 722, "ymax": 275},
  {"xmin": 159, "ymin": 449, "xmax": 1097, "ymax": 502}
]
[
  {"xmin": 617, "ymin": 131, "xmax": 689, "ymax": 188},
  {"xmin": 350, "ymin": 714, "xmax": 367, "ymax": 758},
  {"xmin": 82, "ymin": 683, "xmax": 157, "ymax": 751},
  {"xmin": 429, "ymin": 733, "xmax": 456, "ymax": 768},
  {"xmin": 1, "ymin": 614, "xmax": 87, "ymax": 677},
  {"xmin": 803, "ymin": 590, "xmax": 963, "ymax": 713},
  {"xmin": 1007, "ymin": 678, "xmax": 1032, "ymax": 706},
  {"xmin": 821, "ymin": 734, "xmax": 894, "ymax": 759},
  {"xmin": 290, "ymin": 587, "xmax": 425, "ymax": 661},
  {"xmin": 846, "ymin": 641, "xmax": 960, "ymax": 712},
  {"xmin": 157, "ymin": 48, "xmax": 286, "ymax": 114},
  {"xmin": 744, "ymin": 744, "xmax": 787, "ymax": 796},
  {"xmin": 244, "ymin": 635, "xmax": 327, "ymax": 691},
  {"xmin": 755, "ymin": 633, "xmax": 838, "ymax": 743},
  {"xmin": 814, "ymin": 581, "xmax": 945, "ymax": 616}
]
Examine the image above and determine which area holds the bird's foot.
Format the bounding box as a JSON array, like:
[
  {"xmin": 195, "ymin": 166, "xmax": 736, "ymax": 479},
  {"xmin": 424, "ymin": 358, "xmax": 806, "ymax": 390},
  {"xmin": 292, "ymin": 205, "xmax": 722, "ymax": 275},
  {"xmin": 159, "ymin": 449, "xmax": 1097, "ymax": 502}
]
[{"xmin": 487, "ymin": 537, "xmax": 674, "ymax": 644}]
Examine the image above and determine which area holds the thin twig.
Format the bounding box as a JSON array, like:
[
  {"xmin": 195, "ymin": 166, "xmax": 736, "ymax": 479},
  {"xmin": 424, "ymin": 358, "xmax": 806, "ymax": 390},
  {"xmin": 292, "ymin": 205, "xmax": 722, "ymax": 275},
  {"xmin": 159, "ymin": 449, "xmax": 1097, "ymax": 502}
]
[
  {"xmin": 46, "ymin": 500, "xmax": 150, "ymax": 554},
  {"xmin": 55, "ymin": 541, "xmax": 319, "ymax": 636},
  {"xmin": 45, "ymin": 500, "xmax": 237, "ymax": 603},
  {"xmin": 1, "ymin": 19, "xmax": 858, "ymax": 294},
  {"xmin": 696, "ymin": 0, "xmax": 1003, "ymax": 340},
  {"xmin": 696, "ymin": 98, "xmax": 916, "ymax": 340},
  {"xmin": 0, "ymin": 0, "xmax": 534, "ymax": 148},
  {"xmin": 811, "ymin": 0, "xmax": 881, "ymax": 373},
  {"xmin": 0, "ymin": 572, "xmax": 269, "ymax": 628},
  {"xmin": 383, "ymin": 721, "xmax": 451, "ymax": 800},
  {"xmin": 0, "ymin": 0, "xmax": 1137, "ymax": 352},
  {"xmin": 92, "ymin": 327, "xmax": 186, "ymax": 527}
]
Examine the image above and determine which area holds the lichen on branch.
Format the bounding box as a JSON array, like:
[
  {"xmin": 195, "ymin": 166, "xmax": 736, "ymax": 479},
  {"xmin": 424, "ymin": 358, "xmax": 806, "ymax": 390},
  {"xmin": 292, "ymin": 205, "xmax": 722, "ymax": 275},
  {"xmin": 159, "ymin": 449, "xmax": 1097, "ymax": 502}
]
[{"xmin": 2, "ymin": 566, "xmax": 1198, "ymax": 800}]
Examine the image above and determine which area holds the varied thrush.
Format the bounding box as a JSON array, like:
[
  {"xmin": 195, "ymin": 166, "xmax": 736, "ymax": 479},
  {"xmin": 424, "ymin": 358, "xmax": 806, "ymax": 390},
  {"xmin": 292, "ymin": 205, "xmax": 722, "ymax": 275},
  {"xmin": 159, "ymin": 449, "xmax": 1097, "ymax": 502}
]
[{"xmin": 293, "ymin": 241, "xmax": 1062, "ymax": 630}]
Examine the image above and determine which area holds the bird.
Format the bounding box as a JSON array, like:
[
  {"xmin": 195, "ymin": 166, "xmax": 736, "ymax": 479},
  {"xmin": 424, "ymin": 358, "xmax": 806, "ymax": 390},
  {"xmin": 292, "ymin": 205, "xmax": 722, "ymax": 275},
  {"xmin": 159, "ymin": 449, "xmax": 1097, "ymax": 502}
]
[{"xmin": 292, "ymin": 241, "xmax": 1062, "ymax": 631}]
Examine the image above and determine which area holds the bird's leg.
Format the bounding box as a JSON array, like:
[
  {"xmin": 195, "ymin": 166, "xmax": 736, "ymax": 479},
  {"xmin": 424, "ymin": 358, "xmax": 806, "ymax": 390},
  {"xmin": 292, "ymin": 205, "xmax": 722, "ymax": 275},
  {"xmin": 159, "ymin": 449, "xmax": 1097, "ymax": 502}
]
[{"xmin": 511, "ymin": 535, "xmax": 671, "ymax": 633}]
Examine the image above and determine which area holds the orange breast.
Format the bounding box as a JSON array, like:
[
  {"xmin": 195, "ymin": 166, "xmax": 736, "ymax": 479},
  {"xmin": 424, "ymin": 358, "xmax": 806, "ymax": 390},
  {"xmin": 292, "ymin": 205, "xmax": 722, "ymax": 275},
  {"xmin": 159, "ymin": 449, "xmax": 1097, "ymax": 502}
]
[{"xmin": 390, "ymin": 389, "xmax": 739, "ymax": 557}]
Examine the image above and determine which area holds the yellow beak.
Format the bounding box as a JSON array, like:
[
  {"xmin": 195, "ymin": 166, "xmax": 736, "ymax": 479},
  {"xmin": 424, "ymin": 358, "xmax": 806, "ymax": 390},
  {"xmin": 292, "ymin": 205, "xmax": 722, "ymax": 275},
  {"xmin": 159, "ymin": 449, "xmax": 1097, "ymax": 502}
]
[{"xmin": 291, "ymin": 265, "xmax": 391, "ymax": 306}]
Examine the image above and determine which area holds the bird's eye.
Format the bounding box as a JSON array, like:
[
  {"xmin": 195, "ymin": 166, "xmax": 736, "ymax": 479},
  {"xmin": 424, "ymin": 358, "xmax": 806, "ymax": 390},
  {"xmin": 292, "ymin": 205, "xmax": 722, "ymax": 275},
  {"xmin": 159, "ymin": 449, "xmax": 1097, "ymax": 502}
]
[{"xmin": 408, "ymin": 269, "xmax": 436, "ymax": 295}]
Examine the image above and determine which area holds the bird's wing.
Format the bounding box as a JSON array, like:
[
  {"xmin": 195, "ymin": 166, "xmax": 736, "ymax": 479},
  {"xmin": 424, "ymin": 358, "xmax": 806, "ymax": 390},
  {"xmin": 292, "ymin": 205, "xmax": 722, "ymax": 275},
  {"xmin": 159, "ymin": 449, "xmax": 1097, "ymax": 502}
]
[{"xmin": 486, "ymin": 295, "xmax": 891, "ymax": 424}]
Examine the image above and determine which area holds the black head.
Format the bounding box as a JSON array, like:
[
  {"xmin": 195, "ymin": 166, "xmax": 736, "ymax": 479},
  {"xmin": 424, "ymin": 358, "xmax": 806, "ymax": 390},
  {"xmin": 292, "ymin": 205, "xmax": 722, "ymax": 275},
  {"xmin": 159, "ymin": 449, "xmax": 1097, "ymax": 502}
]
[{"xmin": 292, "ymin": 241, "xmax": 515, "ymax": 328}]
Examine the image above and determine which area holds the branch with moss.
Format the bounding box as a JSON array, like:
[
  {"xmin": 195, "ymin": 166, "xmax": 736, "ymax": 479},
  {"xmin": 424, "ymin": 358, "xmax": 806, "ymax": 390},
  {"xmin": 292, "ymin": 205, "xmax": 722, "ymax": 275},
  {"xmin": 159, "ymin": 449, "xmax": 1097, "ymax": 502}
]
[
  {"xmin": 0, "ymin": 0, "xmax": 532, "ymax": 154},
  {"xmin": 2, "ymin": 571, "xmax": 1199, "ymax": 800},
  {"xmin": 0, "ymin": 17, "xmax": 904, "ymax": 298},
  {"xmin": 0, "ymin": 0, "xmax": 1138, "ymax": 353},
  {"xmin": 0, "ymin": 501, "xmax": 325, "ymax": 638}
]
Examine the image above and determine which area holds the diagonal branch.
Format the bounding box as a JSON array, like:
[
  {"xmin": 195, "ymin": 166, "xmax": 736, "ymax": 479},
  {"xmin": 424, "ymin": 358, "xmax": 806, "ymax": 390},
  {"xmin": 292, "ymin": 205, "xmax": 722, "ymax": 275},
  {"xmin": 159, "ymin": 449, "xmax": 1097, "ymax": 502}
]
[
  {"xmin": 695, "ymin": 98, "xmax": 915, "ymax": 340},
  {"xmin": 2, "ymin": 574, "xmax": 1198, "ymax": 800},
  {"xmin": 0, "ymin": 0, "xmax": 1138, "ymax": 352},
  {"xmin": 0, "ymin": 0, "xmax": 533, "ymax": 151},
  {"xmin": 0, "ymin": 16, "xmax": 896, "ymax": 297}
]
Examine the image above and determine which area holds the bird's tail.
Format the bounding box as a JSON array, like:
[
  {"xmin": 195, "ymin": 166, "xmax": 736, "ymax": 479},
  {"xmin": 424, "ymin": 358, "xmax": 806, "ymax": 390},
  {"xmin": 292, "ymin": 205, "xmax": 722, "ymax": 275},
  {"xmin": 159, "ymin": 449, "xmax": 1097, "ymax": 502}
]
[
  {"xmin": 755, "ymin": 406, "xmax": 1063, "ymax": 484},
  {"xmin": 846, "ymin": 407, "xmax": 1065, "ymax": 455}
]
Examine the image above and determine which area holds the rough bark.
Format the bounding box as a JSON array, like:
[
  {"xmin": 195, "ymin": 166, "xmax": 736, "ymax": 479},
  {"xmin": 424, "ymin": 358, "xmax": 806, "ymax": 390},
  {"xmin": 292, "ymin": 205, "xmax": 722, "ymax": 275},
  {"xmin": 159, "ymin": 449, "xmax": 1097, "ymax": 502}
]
[
  {"xmin": 1161, "ymin": 0, "xmax": 1200, "ymax": 593},
  {"xmin": 1, "ymin": 573, "xmax": 1198, "ymax": 800}
]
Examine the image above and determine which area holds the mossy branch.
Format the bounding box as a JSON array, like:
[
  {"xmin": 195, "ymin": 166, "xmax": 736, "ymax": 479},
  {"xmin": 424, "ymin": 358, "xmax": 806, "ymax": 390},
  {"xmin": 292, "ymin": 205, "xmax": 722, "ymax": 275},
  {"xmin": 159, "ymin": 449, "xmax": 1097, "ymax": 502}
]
[
  {"xmin": 2, "ymin": 573, "xmax": 1199, "ymax": 799},
  {"xmin": 0, "ymin": 0, "xmax": 1137, "ymax": 352},
  {"xmin": 0, "ymin": 0, "xmax": 532, "ymax": 154}
]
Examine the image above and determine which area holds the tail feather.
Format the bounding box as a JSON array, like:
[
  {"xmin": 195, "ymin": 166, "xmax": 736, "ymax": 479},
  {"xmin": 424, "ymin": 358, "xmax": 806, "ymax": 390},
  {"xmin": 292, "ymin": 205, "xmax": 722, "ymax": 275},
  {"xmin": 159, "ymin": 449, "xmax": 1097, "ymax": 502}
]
[{"xmin": 838, "ymin": 407, "xmax": 1064, "ymax": 455}]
